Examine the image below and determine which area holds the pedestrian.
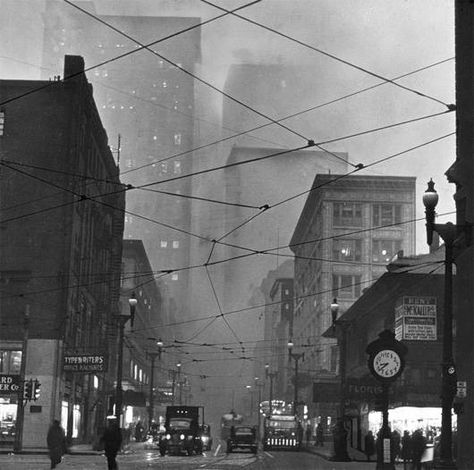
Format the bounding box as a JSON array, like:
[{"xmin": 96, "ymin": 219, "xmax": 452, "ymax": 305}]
[
  {"xmin": 134, "ymin": 420, "xmax": 144, "ymax": 442},
  {"xmin": 364, "ymin": 430, "xmax": 376, "ymax": 461},
  {"xmin": 46, "ymin": 419, "xmax": 66, "ymax": 469},
  {"xmin": 411, "ymin": 429, "xmax": 427, "ymax": 470},
  {"xmin": 401, "ymin": 430, "xmax": 412, "ymax": 470},
  {"xmin": 101, "ymin": 417, "xmax": 122, "ymax": 470},
  {"xmin": 316, "ymin": 423, "xmax": 324, "ymax": 446},
  {"xmin": 391, "ymin": 429, "xmax": 401, "ymax": 463},
  {"xmin": 305, "ymin": 424, "xmax": 312, "ymax": 445}
]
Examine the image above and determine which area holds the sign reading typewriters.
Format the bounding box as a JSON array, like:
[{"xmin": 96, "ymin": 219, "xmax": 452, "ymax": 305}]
[
  {"xmin": 63, "ymin": 354, "xmax": 107, "ymax": 372},
  {"xmin": 394, "ymin": 296, "xmax": 437, "ymax": 341}
]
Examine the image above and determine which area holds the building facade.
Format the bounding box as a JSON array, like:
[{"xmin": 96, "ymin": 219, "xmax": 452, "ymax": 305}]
[
  {"xmin": 0, "ymin": 55, "xmax": 124, "ymax": 448},
  {"xmin": 118, "ymin": 239, "xmax": 167, "ymax": 431},
  {"xmin": 289, "ymin": 174, "xmax": 416, "ymax": 427}
]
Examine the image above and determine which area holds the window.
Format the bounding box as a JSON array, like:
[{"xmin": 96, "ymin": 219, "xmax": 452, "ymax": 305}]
[
  {"xmin": 160, "ymin": 240, "xmax": 168, "ymax": 248},
  {"xmin": 171, "ymin": 273, "xmax": 179, "ymax": 281},
  {"xmin": 333, "ymin": 239, "xmax": 362, "ymax": 261},
  {"xmin": 162, "ymin": 81, "xmax": 167, "ymax": 88},
  {"xmin": 0, "ymin": 111, "xmax": 4, "ymax": 136},
  {"xmin": 372, "ymin": 239, "xmax": 402, "ymax": 263},
  {"xmin": 173, "ymin": 161, "xmax": 181, "ymax": 174},
  {"xmin": 172, "ymin": 240, "xmax": 179, "ymax": 249},
  {"xmin": 0, "ymin": 350, "xmax": 21, "ymax": 374},
  {"xmin": 174, "ymin": 133, "xmax": 182, "ymax": 145},
  {"xmin": 332, "ymin": 274, "xmax": 361, "ymax": 299},
  {"xmin": 373, "ymin": 204, "xmax": 402, "ymax": 226},
  {"xmin": 160, "ymin": 162, "xmax": 168, "ymax": 174},
  {"xmin": 330, "ymin": 346, "xmax": 338, "ymax": 373},
  {"xmin": 333, "ymin": 203, "xmax": 362, "ymax": 227}
]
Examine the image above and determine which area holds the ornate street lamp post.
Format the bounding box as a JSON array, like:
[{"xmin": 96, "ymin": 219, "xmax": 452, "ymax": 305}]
[
  {"xmin": 115, "ymin": 293, "xmax": 137, "ymax": 425},
  {"xmin": 287, "ymin": 340, "xmax": 304, "ymax": 417},
  {"xmin": 423, "ymin": 179, "xmax": 457, "ymax": 469}
]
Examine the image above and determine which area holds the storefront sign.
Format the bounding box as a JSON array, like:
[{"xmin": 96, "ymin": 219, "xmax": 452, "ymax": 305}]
[
  {"xmin": 345, "ymin": 378, "xmax": 384, "ymax": 399},
  {"xmin": 0, "ymin": 374, "xmax": 21, "ymax": 394},
  {"xmin": 63, "ymin": 354, "xmax": 107, "ymax": 372},
  {"xmin": 395, "ymin": 296, "xmax": 437, "ymax": 341}
]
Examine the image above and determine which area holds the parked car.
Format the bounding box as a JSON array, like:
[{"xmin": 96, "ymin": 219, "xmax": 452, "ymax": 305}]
[
  {"xmin": 227, "ymin": 425, "xmax": 258, "ymax": 454},
  {"xmin": 201, "ymin": 424, "xmax": 213, "ymax": 451}
]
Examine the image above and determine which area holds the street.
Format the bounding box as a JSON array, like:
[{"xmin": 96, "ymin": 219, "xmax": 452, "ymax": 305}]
[{"xmin": 0, "ymin": 445, "xmax": 408, "ymax": 470}]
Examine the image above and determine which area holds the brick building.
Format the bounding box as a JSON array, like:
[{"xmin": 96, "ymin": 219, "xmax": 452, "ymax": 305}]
[
  {"xmin": 289, "ymin": 174, "xmax": 416, "ymax": 426},
  {"xmin": 0, "ymin": 56, "xmax": 124, "ymax": 448}
]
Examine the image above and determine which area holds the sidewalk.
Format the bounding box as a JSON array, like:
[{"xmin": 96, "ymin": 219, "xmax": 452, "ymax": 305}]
[
  {"xmin": 303, "ymin": 441, "xmax": 408, "ymax": 468},
  {"xmin": 0, "ymin": 440, "xmax": 142, "ymax": 455}
]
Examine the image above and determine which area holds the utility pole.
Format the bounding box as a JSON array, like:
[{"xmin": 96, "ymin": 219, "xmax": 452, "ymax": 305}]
[{"xmin": 13, "ymin": 305, "xmax": 29, "ymax": 453}]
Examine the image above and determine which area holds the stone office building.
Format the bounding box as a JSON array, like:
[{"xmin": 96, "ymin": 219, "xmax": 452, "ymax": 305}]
[
  {"xmin": 289, "ymin": 174, "xmax": 416, "ymax": 426},
  {"xmin": 0, "ymin": 56, "xmax": 124, "ymax": 449}
]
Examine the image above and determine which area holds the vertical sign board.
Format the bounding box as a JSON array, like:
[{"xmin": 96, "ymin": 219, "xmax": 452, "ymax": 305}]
[{"xmin": 394, "ymin": 296, "xmax": 437, "ymax": 341}]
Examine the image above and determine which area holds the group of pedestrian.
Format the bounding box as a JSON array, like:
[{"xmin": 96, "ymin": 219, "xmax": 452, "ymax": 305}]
[
  {"xmin": 363, "ymin": 428, "xmax": 427, "ymax": 469},
  {"xmin": 46, "ymin": 416, "xmax": 123, "ymax": 470},
  {"xmin": 401, "ymin": 429, "xmax": 428, "ymax": 470}
]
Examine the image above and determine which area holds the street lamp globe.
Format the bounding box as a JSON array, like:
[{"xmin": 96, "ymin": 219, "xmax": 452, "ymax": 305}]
[
  {"xmin": 331, "ymin": 298, "xmax": 339, "ymax": 325},
  {"xmin": 287, "ymin": 339, "xmax": 294, "ymax": 351},
  {"xmin": 156, "ymin": 338, "xmax": 164, "ymax": 348},
  {"xmin": 422, "ymin": 178, "xmax": 439, "ymax": 210}
]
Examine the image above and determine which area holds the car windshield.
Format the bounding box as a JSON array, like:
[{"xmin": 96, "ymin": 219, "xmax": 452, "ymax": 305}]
[
  {"xmin": 235, "ymin": 427, "xmax": 253, "ymax": 435},
  {"xmin": 169, "ymin": 418, "xmax": 192, "ymax": 429}
]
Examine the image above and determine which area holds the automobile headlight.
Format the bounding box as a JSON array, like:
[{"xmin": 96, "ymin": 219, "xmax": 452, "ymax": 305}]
[
  {"xmin": 147, "ymin": 437, "xmax": 153, "ymax": 443},
  {"xmin": 165, "ymin": 434, "xmax": 171, "ymax": 440},
  {"xmin": 180, "ymin": 434, "xmax": 185, "ymax": 440},
  {"xmin": 202, "ymin": 436, "xmax": 209, "ymax": 443}
]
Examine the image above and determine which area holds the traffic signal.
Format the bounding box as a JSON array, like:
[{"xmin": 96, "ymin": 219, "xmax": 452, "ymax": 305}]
[
  {"xmin": 23, "ymin": 379, "xmax": 33, "ymax": 401},
  {"xmin": 33, "ymin": 379, "xmax": 41, "ymax": 401}
]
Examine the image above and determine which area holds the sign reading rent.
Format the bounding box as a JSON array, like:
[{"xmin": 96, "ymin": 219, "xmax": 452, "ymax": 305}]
[
  {"xmin": 63, "ymin": 354, "xmax": 107, "ymax": 372},
  {"xmin": 395, "ymin": 296, "xmax": 437, "ymax": 341}
]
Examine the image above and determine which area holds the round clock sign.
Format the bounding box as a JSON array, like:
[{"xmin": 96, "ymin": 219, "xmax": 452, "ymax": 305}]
[{"xmin": 371, "ymin": 349, "xmax": 402, "ymax": 379}]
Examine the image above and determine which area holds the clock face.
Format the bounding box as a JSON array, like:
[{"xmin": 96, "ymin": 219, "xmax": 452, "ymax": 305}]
[{"xmin": 372, "ymin": 349, "xmax": 402, "ymax": 379}]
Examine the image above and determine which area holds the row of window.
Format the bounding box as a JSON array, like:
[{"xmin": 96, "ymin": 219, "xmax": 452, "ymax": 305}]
[
  {"xmin": 333, "ymin": 238, "xmax": 402, "ymax": 263},
  {"xmin": 123, "ymin": 159, "xmax": 182, "ymax": 173},
  {"xmin": 0, "ymin": 111, "xmax": 4, "ymax": 136},
  {"xmin": 333, "ymin": 203, "xmax": 403, "ymax": 227},
  {"xmin": 130, "ymin": 360, "xmax": 148, "ymax": 385}
]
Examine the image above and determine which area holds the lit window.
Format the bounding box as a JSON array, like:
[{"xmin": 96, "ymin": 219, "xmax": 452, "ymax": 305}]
[
  {"xmin": 139, "ymin": 369, "xmax": 143, "ymax": 382},
  {"xmin": 153, "ymin": 135, "xmax": 158, "ymax": 141},
  {"xmin": 372, "ymin": 239, "xmax": 402, "ymax": 263},
  {"xmin": 0, "ymin": 111, "xmax": 4, "ymax": 136},
  {"xmin": 172, "ymin": 241, "xmax": 179, "ymax": 249},
  {"xmin": 173, "ymin": 101, "xmax": 179, "ymax": 110},
  {"xmin": 332, "ymin": 239, "xmax": 362, "ymax": 261},
  {"xmin": 125, "ymin": 159, "xmax": 133, "ymax": 168},
  {"xmin": 160, "ymin": 162, "xmax": 168, "ymax": 174},
  {"xmin": 160, "ymin": 240, "xmax": 168, "ymax": 248},
  {"xmin": 134, "ymin": 364, "xmax": 138, "ymax": 380},
  {"xmin": 171, "ymin": 273, "xmax": 179, "ymax": 281},
  {"xmin": 173, "ymin": 161, "xmax": 181, "ymax": 174},
  {"xmin": 174, "ymin": 133, "xmax": 182, "ymax": 145},
  {"xmin": 93, "ymin": 375, "xmax": 99, "ymax": 389},
  {"xmin": 162, "ymin": 81, "xmax": 167, "ymax": 88}
]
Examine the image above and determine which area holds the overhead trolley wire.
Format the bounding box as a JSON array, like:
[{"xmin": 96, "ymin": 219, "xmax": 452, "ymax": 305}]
[{"xmin": 200, "ymin": 0, "xmax": 455, "ymax": 110}]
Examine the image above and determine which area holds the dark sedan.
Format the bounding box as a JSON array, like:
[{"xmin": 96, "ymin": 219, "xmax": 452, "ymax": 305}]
[{"xmin": 227, "ymin": 426, "xmax": 258, "ymax": 454}]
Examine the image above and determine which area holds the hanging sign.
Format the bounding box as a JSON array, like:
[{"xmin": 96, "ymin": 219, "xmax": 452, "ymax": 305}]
[
  {"xmin": 395, "ymin": 296, "xmax": 437, "ymax": 341},
  {"xmin": 63, "ymin": 354, "xmax": 107, "ymax": 372}
]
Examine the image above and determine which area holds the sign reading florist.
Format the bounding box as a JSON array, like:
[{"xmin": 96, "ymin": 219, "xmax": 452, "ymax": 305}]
[{"xmin": 394, "ymin": 296, "xmax": 437, "ymax": 341}]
